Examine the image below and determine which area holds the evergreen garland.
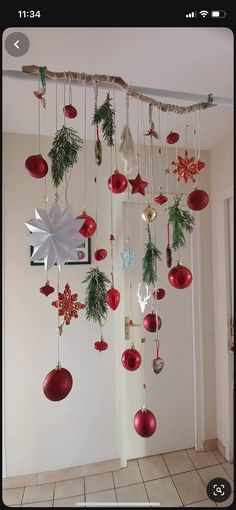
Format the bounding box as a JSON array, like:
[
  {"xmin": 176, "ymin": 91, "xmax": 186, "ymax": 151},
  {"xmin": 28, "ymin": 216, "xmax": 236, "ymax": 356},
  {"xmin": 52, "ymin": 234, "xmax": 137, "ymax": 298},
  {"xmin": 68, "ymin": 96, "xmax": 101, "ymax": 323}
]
[
  {"xmin": 48, "ymin": 125, "xmax": 83, "ymax": 187},
  {"xmin": 168, "ymin": 194, "xmax": 195, "ymax": 251},
  {"xmin": 142, "ymin": 225, "xmax": 162, "ymax": 285},
  {"xmin": 82, "ymin": 268, "xmax": 110, "ymax": 326},
  {"xmin": 92, "ymin": 93, "xmax": 115, "ymax": 147}
]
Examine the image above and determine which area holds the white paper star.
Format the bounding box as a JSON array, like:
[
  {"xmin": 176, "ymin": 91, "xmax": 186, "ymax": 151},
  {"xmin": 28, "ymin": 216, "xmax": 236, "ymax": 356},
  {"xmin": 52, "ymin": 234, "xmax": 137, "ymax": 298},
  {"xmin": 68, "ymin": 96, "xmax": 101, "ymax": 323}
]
[
  {"xmin": 25, "ymin": 204, "xmax": 84, "ymax": 271},
  {"xmin": 120, "ymin": 248, "xmax": 135, "ymax": 270}
]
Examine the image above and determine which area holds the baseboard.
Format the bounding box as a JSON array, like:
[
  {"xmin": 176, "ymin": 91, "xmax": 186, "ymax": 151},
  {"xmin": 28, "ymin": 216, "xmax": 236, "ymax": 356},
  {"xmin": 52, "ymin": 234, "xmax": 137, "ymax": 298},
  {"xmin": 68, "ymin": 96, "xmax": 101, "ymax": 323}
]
[
  {"xmin": 202, "ymin": 438, "xmax": 217, "ymax": 451},
  {"xmin": 217, "ymin": 438, "xmax": 226, "ymax": 458}
]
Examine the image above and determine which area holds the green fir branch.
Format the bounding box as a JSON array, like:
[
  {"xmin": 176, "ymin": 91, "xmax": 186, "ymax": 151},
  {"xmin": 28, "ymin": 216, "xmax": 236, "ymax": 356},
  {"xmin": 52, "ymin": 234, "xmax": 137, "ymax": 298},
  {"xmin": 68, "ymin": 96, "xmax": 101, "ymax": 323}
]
[
  {"xmin": 92, "ymin": 93, "xmax": 115, "ymax": 147},
  {"xmin": 168, "ymin": 194, "xmax": 195, "ymax": 251},
  {"xmin": 48, "ymin": 125, "xmax": 83, "ymax": 188},
  {"xmin": 82, "ymin": 268, "xmax": 111, "ymax": 326},
  {"xmin": 142, "ymin": 225, "xmax": 162, "ymax": 286}
]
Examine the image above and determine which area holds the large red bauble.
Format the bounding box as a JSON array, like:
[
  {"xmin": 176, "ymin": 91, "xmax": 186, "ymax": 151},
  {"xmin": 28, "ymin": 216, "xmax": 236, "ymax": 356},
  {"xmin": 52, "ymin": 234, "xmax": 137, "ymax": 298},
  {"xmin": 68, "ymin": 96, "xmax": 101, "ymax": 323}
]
[
  {"xmin": 94, "ymin": 339, "xmax": 108, "ymax": 351},
  {"xmin": 153, "ymin": 288, "xmax": 166, "ymax": 300},
  {"xmin": 63, "ymin": 104, "xmax": 78, "ymax": 118},
  {"xmin": 143, "ymin": 313, "xmax": 162, "ymax": 332},
  {"xmin": 121, "ymin": 347, "xmax": 142, "ymax": 371},
  {"xmin": 106, "ymin": 287, "xmax": 120, "ymax": 310},
  {"xmin": 108, "ymin": 171, "xmax": 128, "ymax": 194},
  {"xmin": 134, "ymin": 408, "xmax": 157, "ymax": 438},
  {"xmin": 168, "ymin": 263, "xmax": 192, "ymax": 289},
  {"xmin": 40, "ymin": 281, "xmax": 55, "ymax": 297},
  {"xmin": 187, "ymin": 189, "xmax": 209, "ymax": 211},
  {"xmin": 94, "ymin": 249, "xmax": 108, "ymax": 261},
  {"xmin": 25, "ymin": 154, "xmax": 48, "ymax": 179},
  {"xmin": 76, "ymin": 212, "xmax": 97, "ymax": 238},
  {"xmin": 166, "ymin": 131, "xmax": 180, "ymax": 144},
  {"xmin": 43, "ymin": 365, "xmax": 73, "ymax": 401}
]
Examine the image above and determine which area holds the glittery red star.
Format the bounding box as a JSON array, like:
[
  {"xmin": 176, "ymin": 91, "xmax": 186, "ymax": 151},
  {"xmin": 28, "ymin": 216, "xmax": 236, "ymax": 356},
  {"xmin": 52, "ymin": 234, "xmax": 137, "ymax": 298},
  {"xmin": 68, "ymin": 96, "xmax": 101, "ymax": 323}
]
[
  {"xmin": 52, "ymin": 283, "xmax": 85, "ymax": 325},
  {"xmin": 172, "ymin": 151, "xmax": 205, "ymax": 183},
  {"xmin": 129, "ymin": 173, "xmax": 148, "ymax": 195}
]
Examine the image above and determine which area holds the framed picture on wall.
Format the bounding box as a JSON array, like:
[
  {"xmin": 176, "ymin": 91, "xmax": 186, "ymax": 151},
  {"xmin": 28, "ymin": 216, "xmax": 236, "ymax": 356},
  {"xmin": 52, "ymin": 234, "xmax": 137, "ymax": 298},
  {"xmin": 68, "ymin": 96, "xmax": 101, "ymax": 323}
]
[{"xmin": 30, "ymin": 238, "xmax": 91, "ymax": 266}]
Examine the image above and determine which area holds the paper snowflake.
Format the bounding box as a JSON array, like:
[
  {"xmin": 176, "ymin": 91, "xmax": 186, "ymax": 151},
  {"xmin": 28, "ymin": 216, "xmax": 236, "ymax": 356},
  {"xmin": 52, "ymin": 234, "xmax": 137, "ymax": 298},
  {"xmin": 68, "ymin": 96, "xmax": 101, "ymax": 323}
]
[
  {"xmin": 120, "ymin": 248, "xmax": 135, "ymax": 270},
  {"xmin": 25, "ymin": 204, "xmax": 84, "ymax": 271},
  {"xmin": 52, "ymin": 283, "xmax": 85, "ymax": 325},
  {"xmin": 172, "ymin": 151, "xmax": 204, "ymax": 183}
]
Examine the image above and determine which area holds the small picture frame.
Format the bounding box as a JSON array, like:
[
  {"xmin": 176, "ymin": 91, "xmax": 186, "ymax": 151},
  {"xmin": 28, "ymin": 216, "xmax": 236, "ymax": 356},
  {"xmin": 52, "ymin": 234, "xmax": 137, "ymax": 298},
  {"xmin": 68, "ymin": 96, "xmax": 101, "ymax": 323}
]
[{"xmin": 30, "ymin": 238, "xmax": 91, "ymax": 266}]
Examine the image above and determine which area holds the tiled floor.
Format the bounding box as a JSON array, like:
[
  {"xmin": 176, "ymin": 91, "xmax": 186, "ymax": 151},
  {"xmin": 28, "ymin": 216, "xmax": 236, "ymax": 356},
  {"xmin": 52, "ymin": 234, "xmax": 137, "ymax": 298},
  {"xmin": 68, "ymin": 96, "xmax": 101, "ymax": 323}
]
[{"xmin": 3, "ymin": 449, "xmax": 234, "ymax": 507}]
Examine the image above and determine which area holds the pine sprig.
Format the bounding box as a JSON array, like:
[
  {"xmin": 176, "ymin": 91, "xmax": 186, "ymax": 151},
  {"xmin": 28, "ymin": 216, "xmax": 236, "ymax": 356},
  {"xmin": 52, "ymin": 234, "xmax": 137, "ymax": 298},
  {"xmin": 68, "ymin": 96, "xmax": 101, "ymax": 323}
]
[
  {"xmin": 92, "ymin": 93, "xmax": 115, "ymax": 147},
  {"xmin": 48, "ymin": 125, "xmax": 83, "ymax": 187},
  {"xmin": 82, "ymin": 268, "xmax": 111, "ymax": 326},
  {"xmin": 142, "ymin": 225, "xmax": 162, "ymax": 285},
  {"xmin": 168, "ymin": 194, "xmax": 195, "ymax": 251}
]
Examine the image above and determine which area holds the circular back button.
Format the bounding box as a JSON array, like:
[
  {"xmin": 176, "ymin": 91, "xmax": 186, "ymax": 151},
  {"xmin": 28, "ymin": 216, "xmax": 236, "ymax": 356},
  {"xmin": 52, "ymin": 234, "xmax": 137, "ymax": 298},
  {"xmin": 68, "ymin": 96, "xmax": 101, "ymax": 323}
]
[{"xmin": 5, "ymin": 32, "xmax": 30, "ymax": 57}]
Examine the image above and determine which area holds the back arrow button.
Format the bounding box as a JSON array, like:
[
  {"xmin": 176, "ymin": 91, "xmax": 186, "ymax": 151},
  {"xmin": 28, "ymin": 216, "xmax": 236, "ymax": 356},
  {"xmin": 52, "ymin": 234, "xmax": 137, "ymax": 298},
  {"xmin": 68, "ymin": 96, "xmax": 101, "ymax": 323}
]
[
  {"xmin": 14, "ymin": 40, "xmax": 20, "ymax": 49},
  {"xmin": 5, "ymin": 32, "xmax": 30, "ymax": 57}
]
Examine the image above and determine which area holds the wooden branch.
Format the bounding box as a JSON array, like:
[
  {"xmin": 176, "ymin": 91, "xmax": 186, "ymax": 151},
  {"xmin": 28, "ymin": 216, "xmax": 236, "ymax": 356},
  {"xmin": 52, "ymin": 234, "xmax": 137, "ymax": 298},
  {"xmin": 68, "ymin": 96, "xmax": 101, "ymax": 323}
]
[{"xmin": 22, "ymin": 65, "xmax": 214, "ymax": 114}]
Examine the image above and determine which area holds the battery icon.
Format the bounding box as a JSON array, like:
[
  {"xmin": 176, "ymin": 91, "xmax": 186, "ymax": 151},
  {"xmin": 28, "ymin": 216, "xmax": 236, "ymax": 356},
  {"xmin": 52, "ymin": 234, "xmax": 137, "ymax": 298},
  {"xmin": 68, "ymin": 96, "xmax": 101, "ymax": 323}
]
[{"xmin": 211, "ymin": 10, "xmax": 227, "ymax": 17}]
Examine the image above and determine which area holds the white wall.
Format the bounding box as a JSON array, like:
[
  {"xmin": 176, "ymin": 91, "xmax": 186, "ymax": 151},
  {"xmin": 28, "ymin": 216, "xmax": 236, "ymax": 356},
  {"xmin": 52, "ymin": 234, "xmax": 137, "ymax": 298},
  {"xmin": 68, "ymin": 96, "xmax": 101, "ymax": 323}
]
[
  {"xmin": 210, "ymin": 132, "xmax": 233, "ymax": 458},
  {"xmin": 3, "ymin": 133, "xmax": 217, "ymax": 477}
]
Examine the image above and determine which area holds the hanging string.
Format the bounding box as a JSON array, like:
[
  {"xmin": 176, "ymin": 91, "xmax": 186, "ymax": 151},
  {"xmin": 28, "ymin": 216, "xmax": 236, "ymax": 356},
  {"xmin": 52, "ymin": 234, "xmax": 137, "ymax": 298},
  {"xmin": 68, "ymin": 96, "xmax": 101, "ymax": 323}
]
[
  {"xmin": 56, "ymin": 267, "xmax": 61, "ymax": 365},
  {"xmin": 83, "ymin": 77, "xmax": 87, "ymax": 211},
  {"xmin": 37, "ymin": 73, "xmax": 41, "ymax": 154},
  {"xmin": 63, "ymin": 72, "xmax": 66, "ymax": 126},
  {"xmin": 113, "ymin": 83, "xmax": 118, "ymax": 169},
  {"xmin": 137, "ymin": 99, "xmax": 140, "ymax": 172},
  {"xmin": 141, "ymin": 101, "xmax": 148, "ymax": 183},
  {"xmin": 193, "ymin": 111, "xmax": 198, "ymax": 188},
  {"xmin": 94, "ymin": 84, "xmax": 99, "ymax": 253}
]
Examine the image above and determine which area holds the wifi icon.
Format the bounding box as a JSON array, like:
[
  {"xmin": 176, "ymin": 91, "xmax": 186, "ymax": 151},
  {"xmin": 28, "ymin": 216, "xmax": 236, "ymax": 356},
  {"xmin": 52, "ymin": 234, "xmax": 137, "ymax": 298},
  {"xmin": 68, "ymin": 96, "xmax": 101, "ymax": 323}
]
[{"xmin": 199, "ymin": 10, "xmax": 209, "ymax": 17}]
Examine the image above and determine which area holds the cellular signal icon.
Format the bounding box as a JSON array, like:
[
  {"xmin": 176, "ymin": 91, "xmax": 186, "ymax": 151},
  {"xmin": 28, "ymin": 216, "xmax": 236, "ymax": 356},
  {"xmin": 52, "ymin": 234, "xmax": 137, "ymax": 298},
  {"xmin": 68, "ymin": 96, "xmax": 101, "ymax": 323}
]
[{"xmin": 186, "ymin": 11, "xmax": 196, "ymax": 17}]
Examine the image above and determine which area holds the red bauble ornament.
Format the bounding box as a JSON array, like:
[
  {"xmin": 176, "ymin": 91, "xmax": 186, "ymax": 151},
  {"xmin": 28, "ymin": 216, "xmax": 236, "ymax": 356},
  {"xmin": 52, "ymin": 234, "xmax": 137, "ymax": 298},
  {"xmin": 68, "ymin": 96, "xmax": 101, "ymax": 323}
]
[
  {"xmin": 128, "ymin": 173, "xmax": 148, "ymax": 196},
  {"xmin": 40, "ymin": 281, "xmax": 55, "ymax": 297},
  {"xmin": 76, "ymin": 210, "xmax": 97, "ymax": 238},
  {"xmin": 154, "ymin": 193, "xmax": 168, "ymax": 205},
  {"xmin": 134, "ymin": 407, "xmax": 157, "ymax": 438},
  {"xmin": 43, "ymin": 364, "xmax": 73, "ymax": 401},
  {"xmin": 94, "ymin": 249, "xmax": 108, "ymax": 261},
  {"xmin": 121, "ymin": 346, "xmax": 142, "ymax": 371},
  {"xmin": 153, "ymin": 288, "xmax": 166, "ymax": 300},
  {"xmin": 94, "ymin": 338, "xmax": 108, "ymax": 351},
  {"xmin": 106, "ymin": 287, "xmax": 120, "ymax": 310},
  {"xmin": 168, "ymin": 263, "xmax": 192, "ymax": 289},
  {"xmin": 108, "ymin": 170, "xmax": 128, "ymax": 194},
  {"xmin": 63, "ymin": 104, "xmax": 78, "ymax": 118},
  {"xmin": 143, "ymin": 312, "xmax": 162, "ymax": 332},
  {"xmin": 187, "ymin": 189, "xmax": 209, "ymax": 211},
  {"xmin": 25, "ymin": 154, "xmax": 48, "ymax": 179},
  {"xmin": 166, "ymin": 131, "xmax": 180, "ymax": 144}
]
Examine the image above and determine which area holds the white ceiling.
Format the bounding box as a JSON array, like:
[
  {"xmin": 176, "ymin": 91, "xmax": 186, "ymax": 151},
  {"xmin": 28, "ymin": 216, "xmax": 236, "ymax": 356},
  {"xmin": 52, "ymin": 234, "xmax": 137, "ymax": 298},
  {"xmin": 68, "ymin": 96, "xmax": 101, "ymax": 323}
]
[{"xmin": 3, "ymin": 27, "xmax": 233, "ymax": 149}]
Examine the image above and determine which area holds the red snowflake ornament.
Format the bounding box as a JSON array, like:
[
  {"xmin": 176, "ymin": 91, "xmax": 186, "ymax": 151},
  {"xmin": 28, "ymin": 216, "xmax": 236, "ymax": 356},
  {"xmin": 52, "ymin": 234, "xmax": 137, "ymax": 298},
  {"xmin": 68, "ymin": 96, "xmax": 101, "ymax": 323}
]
[
  {"xmin": 172, "ymin": 151, "xmax": 203, "ymax": 183},
  {"xmin": 52, "ymin": 283, "xmax": 85, "ymax": 325}
]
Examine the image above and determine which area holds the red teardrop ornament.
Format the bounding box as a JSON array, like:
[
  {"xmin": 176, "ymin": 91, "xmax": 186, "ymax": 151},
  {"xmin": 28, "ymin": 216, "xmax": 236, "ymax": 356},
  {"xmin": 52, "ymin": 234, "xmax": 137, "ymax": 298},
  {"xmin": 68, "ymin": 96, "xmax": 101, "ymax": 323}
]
[
  {"xmin": 76, "ymin": 211, "xmax": 97, "ymax": 238},
  {"xmin": 166, "ymin": 131, "xmax": 180, "ymax": 144},
  {"xmin": 40, "ymin": 281, "xmax": 55, "ymax": 297},
  {"xmin": 121, "ymin": 347, "xmax": 142, "ymax": 371},
  {"xmin": 63, "ymin": 104, "xmax": 78, "ymax": 118},
  {"xmin": 143, "ymin": 313, "xmax": 162, "ymax": 332},
  {"xmin": 154, "ymin": 193, "xmax": 168, "ymax": 205},
  {"xmin": 25, "ymin": 154, "xmax": 48, "ymax": 179},
  {"xmin": 168, "ymin": 263, "xmax": 192, "ymax": 289},
  {"xmin": 108, "ymin": 171, "xmax": 128, "ymax": 194},
  {"xmin": 187, "ymin": 189, "xmax": 209, "ymax": 211},
  {"xmin": 133, "ymin": 408, "xmax": 157, "ymax": 437},
  {"xmin": 94, "ymin": 249, "xmax": 108, "ymax": 261},
  {"xmin": 153, "ymin": 288, "xmax": 166, "ymax": 300},
  {"xmin": 106, "ymin": 287, "xmax": 120, "ymax": 310},
  {"xmin": 94, "ymin": 339, "xmax": 108, "ymax": 351},
  {"xmin": 43, "ymin": 365, "xmax": 73, "ymax": 401}
]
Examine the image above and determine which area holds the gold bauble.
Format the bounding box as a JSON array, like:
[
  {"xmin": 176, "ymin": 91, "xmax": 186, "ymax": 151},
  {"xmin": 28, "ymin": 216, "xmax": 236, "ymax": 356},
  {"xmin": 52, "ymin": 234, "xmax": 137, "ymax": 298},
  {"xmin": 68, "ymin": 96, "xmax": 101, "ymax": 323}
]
[{"xmin": 142, "ymin": 205, "xmax": 157, "ymax": 223}]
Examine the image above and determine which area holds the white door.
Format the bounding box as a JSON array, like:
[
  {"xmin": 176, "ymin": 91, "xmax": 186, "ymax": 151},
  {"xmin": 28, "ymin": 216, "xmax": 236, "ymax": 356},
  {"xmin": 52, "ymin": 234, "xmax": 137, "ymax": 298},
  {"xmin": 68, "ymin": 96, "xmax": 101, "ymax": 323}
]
[
  {"xmin": 122, "ymin": 200, "xmax": 195, "ymax": 459},
  {"xmin": 228, "ymin": 196, "xmax": 234, "ymax": 462}
]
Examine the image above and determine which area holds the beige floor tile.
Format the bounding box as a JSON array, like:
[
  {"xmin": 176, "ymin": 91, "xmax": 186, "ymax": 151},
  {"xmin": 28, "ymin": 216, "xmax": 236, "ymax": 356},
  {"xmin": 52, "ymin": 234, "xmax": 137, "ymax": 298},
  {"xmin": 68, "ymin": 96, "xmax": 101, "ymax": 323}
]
[
  {"xmin": 3, "ymin": 473, "xmax": 37, "ymax": 489},
  {"xmin": 23, "ymin": 483, "xmax": 54, "ymax": 504},
  {"xmin": 163, "ymin": 450, "xmax": 195, "ymax": 475},
  {"xmin": 80, "ymin": 459, "xmax": 120, "ymax": 476},
  {"xmin": 22, "ymin": 501, "xmax": 53, "ymax": 507},
  {"xmin": 145, "ymin": 476, "xmax": 182, "ymax": 506},
  {"xmin": 138, "ymin": 454, "xmax": 169, "ymax": 481},
  {"xmin": 2, "ymin": 487, "xmax": 24, "ymax": 506},
  {"xmin": 216, "ymin": 492, "xmax": 234, "ymax": 507},
  {"xmin": 54, "ymin": 495, "xmax": 85, "ymax": 506},
  {"xmin": 54, "ymin": 477, "xmax": 84, "ymax": 499},
  {"xmin": 187, "ymin": 449, "xmax": 219, "ymax": 469},
  {"xmin": 172, "ymin": 470, "xmax": 207, "ymax": 505},
  {"xmin": 85, "ymin": 472, "xmax": 114, "ymax": 493},
  {"xmin": 116, "ymin": 482, "xmax": 148, "ymax": 503},
  {"xmin": 214, "ymin": 450, "xmax": 227, "ymax": 464},
  {"xmin": 186, "ymin": 499, "xmax": 217, "ymax": 507},
  {"xmin": 37, "ymin": 466, "xmax": 81, "ymax": 485},
  {"xmin": 113, "ymin": 460, "xmax": 142, "ymax": 488},
  {"xmin": 222, "ymin": 462, "xmax": 234, "ymax": 480},
  {"xmin": 86, "ymin": 489, "xmax": 117, "ymax": 503},
  {"xmin": 198, "ymin": 465, "xmax": 234, "ymax": 490}
]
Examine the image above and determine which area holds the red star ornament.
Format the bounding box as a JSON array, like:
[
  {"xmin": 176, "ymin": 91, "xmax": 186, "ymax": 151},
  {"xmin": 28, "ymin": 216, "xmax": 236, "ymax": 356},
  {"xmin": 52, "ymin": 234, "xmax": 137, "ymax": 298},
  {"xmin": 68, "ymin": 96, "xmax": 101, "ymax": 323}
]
[
  {"xmin": 129, "ymin": 173, "xmax": 148, "ymax": 195},
  {"xmin": 52, "ymin": 283, "xmax": 85, "ymax": 325},
  {"xmin": 172, "ymin": 151, "xmax": 201, "ymax": 183}
]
